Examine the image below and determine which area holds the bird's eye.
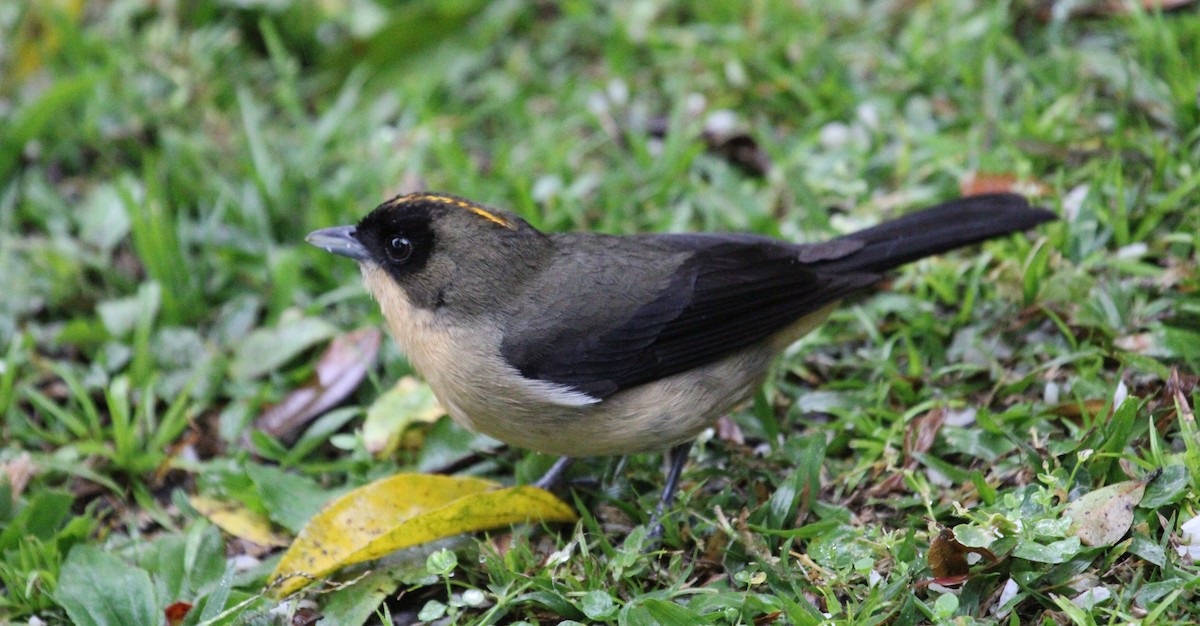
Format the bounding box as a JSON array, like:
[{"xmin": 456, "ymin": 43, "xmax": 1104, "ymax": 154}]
[{"xmin": 386, "ymin": 236, "xmax": 413, "ymax": 264}]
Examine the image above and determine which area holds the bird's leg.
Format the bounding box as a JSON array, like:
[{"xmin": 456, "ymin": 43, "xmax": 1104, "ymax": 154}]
[
  {"xmin": 533, "ymin": 456, "xmax": 576, "ymax": 492},
  {"xmin": 648, "ymin": 441, "xmax": 693, "ymax": 537}
]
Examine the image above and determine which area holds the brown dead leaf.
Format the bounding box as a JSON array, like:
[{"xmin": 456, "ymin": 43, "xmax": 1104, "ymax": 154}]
[
  {"xmin": 866, "ymin": 409, "xmax": 946, "ymax": 498},
  {"xmin": 154, "ymin": 431, "xmax": 201, "ymax": 485},
  {"xmin": 1156, "ymin": 368, "xmax": 1199, "ymax": 434},
  {"xmin": 866, "ymin": 472, "xmax": 907, "ymax": 498},
  {"xmin": 1, "ymin": 452, "xmax": 36, "ymax": 500},
  {"xmin": 255, "ymin": 327, "xmax": 382, "ymax": 443},
  {"xmin": 927, "ymin": 525, "xmax": 1000, "ymax": 581},
  {"xmin": 905, "ymin": 408, "xmax": 946, "ymax": 459},
  {"xmin": 1035, "ymin": 0, "xmax": 1198, "ymax": 21},
  {"xmin": 164, "ymin": 601, "xmax": 192, "ymax": 626},
  {"xmin": 594, "ymin": 502, "xmax": 634, "ymax": 533},
  {"xmin": 1175, "ymin": 377, "xmax": 1196, "ymax": 433},
  {"xmin": 486, "ymin": 531, "xmax": 515, "ymax": 560},
  {"xmin": 929, "ymin": 527, "xmax": 971, "ymax": 578},
  {"xmin": 701, "ymin": 528, "xmax": 731, "ymax": 565},
  {"xmin": 715, "ymin": 415, "xmax": 744, "ymax": 445},
  {"xmin": 754, "ymin": 612, "xmax": 784, "ymax": 626},
  {"xmin": 1166, "ymin": 368, "xmax": 1199, "ymax": 404},
  {"xmin": 961, "ymin": 172, "xmax": 1020, "ymax": 196},
  {"xmin": 291, "ymin": 607, "xmax": 323, "ymax": 626},
  {"xmin": 1175, "ymin": 368, "xmax": 1198, "ymax": 388},
  {"xmin": 914, "ymin": 574, "xmax": 971, "ymax": 589},
  {"xmin": 960, "ymin": 172, "xmax": 1049, "ymax": 197},
  {"xmin": 1133, "ymin": 0, "xmax": 1194, "ymax": 10},
  {"xmin": 1048, "ymin": 399, "xmax": 1108, "ymax": 423}
]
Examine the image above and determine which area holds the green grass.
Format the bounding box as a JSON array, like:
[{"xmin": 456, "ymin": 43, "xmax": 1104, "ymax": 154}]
[{"xmin": 2, "ymin": 0, "xmax": 1199, "ymax": 624}]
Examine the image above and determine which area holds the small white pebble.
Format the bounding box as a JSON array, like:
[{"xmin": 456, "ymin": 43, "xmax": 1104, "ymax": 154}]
[
  {"xmin": 1112, "ymin": 380, "xmax": 1129, "ymax": 409},
  {"xmin": 606, "ymin": 79, "xmax": 629, "ymax": 106},
  {"xmin": 586, "ymin": 91, "xmax": 609, "ymax": 116},
  {"xmin": 705, "ymin": 109, "xmax": 739, "ymax": 136},
  {"xmin": 724, "ymin": 60, "xmax": 748, "ymax": 87},
  {"xmin": 1115, "ymin": 242, "xmax": 1148, "ymax": 259},
  {"xmin": 856, "ymin": 102, "xmax": 880, "ymax": 129},
  {"xmin": 531, "ymin": 175, "xmax": 563, "ymax": 203},
  {"xmin": 232, "ymin": 554, "xmax": 261, "ymax": 572},
  {"xmin": 1044, "ymin": 381, "xmax": 1060, "ymax": 405},
  {"xmin": 818, "ymin": 122, "xmax": 852, "ymax": 148}
]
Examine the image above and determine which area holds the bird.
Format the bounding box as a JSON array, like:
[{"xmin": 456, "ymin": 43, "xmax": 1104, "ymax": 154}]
[{"xmin": 307, "ymin": 191, "xmax": 1054, "ymax": 529}]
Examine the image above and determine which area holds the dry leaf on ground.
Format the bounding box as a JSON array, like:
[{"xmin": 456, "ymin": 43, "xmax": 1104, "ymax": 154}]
[
  {"xmin": 268, "ymin": 474, "xmax": 577, "ymax": 596},
  {"xmin": 189, "ymin": 495, "xmax": 291, "ymax": 547},
  {"xmin": 1064, "ymin": 479, "xmax": 1148, "ymax": 547},
  {"xmin": 254, "ymin": 327, "xmax": 382, "ymax": 442}
]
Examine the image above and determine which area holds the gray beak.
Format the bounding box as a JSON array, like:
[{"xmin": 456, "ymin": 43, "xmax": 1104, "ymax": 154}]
[{"xmin": 306, "ymin": 226, "xmax": 370, "ymax": 262}]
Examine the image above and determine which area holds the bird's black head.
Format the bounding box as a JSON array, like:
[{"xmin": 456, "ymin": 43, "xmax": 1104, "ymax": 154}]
[
  {"xmin": 352, "ymin": 197, "xmax": 440, "ymax": 280},
  {"xmin": 307, "ymin": 192, "xmax": 548, "ymax": 313}
]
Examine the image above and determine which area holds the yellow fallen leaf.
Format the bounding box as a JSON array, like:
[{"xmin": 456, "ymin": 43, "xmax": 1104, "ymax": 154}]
[
  {"xmin": 1064, "ymin": 479, "xmax": 1147, "ymax": 547},
  {"xmin": 268, "ymin": 474, "xmax": 577, "ymax": 596},
  {"xmin": 189, "ymin": 495, "xmax": 290, "ymax": 547}
]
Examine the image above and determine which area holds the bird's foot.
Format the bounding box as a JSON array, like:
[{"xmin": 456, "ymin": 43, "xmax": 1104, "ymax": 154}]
[
  {"xmin": 532, "ymin": 456, "xmax": 576, "ymax": 492},
  {"xmin": 646, "ymin": 441, "xmax": 692, "ymax": 538}
]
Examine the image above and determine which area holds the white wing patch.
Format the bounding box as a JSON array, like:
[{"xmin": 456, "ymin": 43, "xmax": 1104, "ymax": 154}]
[{"xmin": 521, "ymin": 377, "xmax": 603, "ymax": 407}]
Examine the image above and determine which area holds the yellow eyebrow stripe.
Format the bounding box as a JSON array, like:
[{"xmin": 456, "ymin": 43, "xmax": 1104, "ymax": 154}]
[{"xmin": 397, "ymin": 193, "xmax": 517, "ymax": 230}]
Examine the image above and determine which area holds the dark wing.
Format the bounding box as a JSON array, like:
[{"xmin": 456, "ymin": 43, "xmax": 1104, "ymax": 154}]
[
  {"xmin": 501, "ymin": 193, "xmax": 1055, "ymax": 400},
  {"xmin": 501, "ymin": 235, "xmax": 876, "ymax": 399}
]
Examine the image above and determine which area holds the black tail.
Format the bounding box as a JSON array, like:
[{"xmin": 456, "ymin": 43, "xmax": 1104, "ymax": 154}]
[{"xmin": 813, "ymin": 193, "xmax": 1056, "ymax": 275}]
